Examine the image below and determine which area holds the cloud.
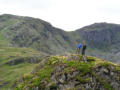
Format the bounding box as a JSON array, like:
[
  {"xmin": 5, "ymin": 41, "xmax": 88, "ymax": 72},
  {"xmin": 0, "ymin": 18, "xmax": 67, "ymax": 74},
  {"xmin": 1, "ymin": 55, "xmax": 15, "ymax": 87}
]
[{"xmin": 0, "ymin": 0, "xmax": 120, "ymax": 31}]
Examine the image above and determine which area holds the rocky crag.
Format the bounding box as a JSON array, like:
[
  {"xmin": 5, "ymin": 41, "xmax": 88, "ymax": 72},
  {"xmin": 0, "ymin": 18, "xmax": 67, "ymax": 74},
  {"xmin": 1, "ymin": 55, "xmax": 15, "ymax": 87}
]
[{"xmin": 15, "ymin": 54, "xmax": 120, "ymax": 90}]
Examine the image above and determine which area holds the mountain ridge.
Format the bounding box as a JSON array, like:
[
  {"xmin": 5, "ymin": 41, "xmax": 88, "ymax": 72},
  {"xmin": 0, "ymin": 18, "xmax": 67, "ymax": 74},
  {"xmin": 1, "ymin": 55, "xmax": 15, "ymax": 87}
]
[{"xmin": 0, "ymin": 14, "xmax": 120, "ymax": 63}]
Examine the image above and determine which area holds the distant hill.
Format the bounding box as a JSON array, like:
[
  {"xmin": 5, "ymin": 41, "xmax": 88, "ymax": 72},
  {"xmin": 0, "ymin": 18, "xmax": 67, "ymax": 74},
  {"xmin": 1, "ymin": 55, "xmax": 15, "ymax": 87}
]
[
  {"xmin": 0, "ymin": 14, "xmax": 120, "ymax": 63},
  {"xmin": 74, "ymin": 23, "xmax": 120, "ymax": 63},
  {"xmin": 0, "ymin": 14, "xmax": 73, "ymax": 54},
  {"xmin": 75, "ymin": 22, "xmax": 120, "ymax": 49}
]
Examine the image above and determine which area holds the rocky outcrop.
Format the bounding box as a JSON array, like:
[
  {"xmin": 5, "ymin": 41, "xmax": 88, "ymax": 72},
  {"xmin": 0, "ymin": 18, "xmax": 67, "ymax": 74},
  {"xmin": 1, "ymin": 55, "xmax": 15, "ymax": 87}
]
[
  {"xmin": 6, "ymin": 57, "xmax": 40, "ymax": 65},
  {"xmin": 6, "ymin": 55, "xmax": 48, "ymax": 65},
  {"xmin": 14, "ymin": 55, "xmax": 120, "ymax": 90},
  {"xmin": 48, "ymin": 64, "xmax": 120, "ymax": 90}
]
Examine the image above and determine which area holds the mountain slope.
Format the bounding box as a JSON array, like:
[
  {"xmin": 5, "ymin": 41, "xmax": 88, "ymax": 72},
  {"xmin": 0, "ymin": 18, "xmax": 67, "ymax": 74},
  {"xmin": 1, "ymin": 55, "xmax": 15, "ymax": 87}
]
[
  {"xmin": 14, "ymin": 54, "xmax": 120, "ymax": 90},
  {"xmin": 75, "ymin": 22, "xmax": 120, "ymax": 49},
  {"xmin": 74, "ymin": 23, "xmax": 120, "ymax": 63},
  {"xmin": 1, "ymin": 14, "xmax": 120, "ymax": 63},
  {"xmin": 0, "ymin": 14, "xmax": 73, "ymax": 54},
  {"xmin": 0, "ymin": 29, "xmax": 43, "ymax": 89}
]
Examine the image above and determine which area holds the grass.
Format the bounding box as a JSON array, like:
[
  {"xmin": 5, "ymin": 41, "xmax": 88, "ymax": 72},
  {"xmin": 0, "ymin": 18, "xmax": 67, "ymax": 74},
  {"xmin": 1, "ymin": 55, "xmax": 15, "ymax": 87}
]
[
  {"xmin": 0, "ymin": 63, "xmax": 38, "ymax": 90},
  {"xmin": 91, "ymin": 72, "xmax": 114, "ymax": 90},
  {"xmin": 15, "ymin": 54, "xmax": 120, "ymax": 90},
  {"xmin": 0, "ymin": 31, "xmax": 41, "ymax": 90},
  {"xmin": 15, "ymin": 62, "xmax": 55, "ymax": 90},
  {"xmin": 76, "ymin": 75, "xmax": 90, "ymax": 83}
]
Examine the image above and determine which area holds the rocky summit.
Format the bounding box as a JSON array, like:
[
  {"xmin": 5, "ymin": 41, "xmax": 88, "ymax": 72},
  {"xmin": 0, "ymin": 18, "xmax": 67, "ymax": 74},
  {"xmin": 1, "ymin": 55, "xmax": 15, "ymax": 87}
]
[{"xmin": 14, "ymin": 54, "xmax": 120, "ymax": 90}]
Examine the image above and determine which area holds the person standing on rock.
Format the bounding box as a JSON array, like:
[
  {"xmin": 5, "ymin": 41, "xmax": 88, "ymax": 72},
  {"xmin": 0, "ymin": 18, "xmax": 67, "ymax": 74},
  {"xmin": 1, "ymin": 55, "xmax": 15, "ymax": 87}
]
[
  {"xmin": 76, "ymin": 41, "xmax": 82, "ymax": 54},
  {"xmin": 82, "ymin": 42, "xmax": 87, "ymax": 62}
]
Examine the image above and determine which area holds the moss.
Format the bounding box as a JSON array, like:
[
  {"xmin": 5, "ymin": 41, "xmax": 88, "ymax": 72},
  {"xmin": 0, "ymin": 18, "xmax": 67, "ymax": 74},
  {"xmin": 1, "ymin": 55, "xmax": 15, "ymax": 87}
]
[
  {"xmin": 103, "ymin": 82, "xmax": 114, "ymax": 90},
  {"xmin": 48, "ymin": 56, "xmax": 60, "ymax": 65},
  {"xmin": 98, "ymin": 61, "xmax": 120, "ymax": 73},
  {"xmin": 87, "ymin": 56, "xmax": 96, "ymax": 61},
  {"xmin": 15, "ymin": 55, "xmax": 120, "ymax": 90},
  {"xmin": 64, "ymin": 60, "xmax": 95, "ymax": 74},
  {"xmin": 115, "ymin": 65, "xmax": 120, "ymax": 72},
  {"xmin": 15, "ymin": 83, "xmax": 25, "ymax": 90},
  {"xmin": 15, "ymin": 62, "xmax": 55, "ymax": 89},
  {"xmin": 76, "ymin": 75, "xmax": 90, "ymax": 83},
  {"xmin": 65, "ymin": 67, "xmax": 75, "ymax": 73},
  {"xmin": 92, "ymin": 72, "xmax": 114, "ymax": 90},
  {"xmin": 66, "ymin": 88, "xmax": 77, "ymax": 90},
  {"xmin": 99, "ymin": 62, "xmax": 113, "ymax": 67}
]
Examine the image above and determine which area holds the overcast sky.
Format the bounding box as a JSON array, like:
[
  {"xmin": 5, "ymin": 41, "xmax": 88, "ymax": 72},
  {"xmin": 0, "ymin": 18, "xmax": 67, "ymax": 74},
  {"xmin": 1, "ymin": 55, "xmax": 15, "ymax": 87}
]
[{"xmin": 0, "ymin": 0, "xmax": 120, "ymax": 31}]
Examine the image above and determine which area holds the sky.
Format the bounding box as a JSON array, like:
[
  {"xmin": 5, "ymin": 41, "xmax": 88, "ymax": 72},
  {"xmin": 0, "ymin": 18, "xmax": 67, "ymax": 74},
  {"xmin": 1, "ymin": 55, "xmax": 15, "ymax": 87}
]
[{"xmin": 0, "ymin": 0, "xmax": 120, "ymax": 31}]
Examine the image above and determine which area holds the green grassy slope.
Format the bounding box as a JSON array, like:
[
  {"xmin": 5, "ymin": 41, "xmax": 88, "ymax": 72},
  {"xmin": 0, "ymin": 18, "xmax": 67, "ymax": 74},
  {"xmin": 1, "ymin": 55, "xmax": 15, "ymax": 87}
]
[{"xmin": 0, "ymin": 30, "xmax": 42, "ymax": 89}]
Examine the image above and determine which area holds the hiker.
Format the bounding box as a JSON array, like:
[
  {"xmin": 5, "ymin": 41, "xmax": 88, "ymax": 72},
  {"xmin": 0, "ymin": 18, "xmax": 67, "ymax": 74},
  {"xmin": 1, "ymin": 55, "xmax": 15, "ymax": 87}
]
[
  {"xmin": 82, "ymin": 42, "xmax": 87, "ymax": 62},
  {"xmin": 76, "ymin": 41, "xmax": 82, "ymax": 54}
]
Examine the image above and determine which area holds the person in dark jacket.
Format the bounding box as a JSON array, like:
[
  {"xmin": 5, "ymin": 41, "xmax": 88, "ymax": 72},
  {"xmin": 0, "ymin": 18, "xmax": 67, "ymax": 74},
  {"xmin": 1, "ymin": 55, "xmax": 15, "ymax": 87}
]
[{"xmin": 82, "ymin": 42, "xmax": 87, "ymax": 62}]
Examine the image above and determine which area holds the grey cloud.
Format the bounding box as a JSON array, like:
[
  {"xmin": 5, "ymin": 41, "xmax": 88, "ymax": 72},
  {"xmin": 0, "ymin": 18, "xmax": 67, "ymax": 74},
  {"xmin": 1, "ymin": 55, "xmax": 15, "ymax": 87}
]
[{"xmin": 1, "ymin": 0, "xmax": 52, "ymax": 9}]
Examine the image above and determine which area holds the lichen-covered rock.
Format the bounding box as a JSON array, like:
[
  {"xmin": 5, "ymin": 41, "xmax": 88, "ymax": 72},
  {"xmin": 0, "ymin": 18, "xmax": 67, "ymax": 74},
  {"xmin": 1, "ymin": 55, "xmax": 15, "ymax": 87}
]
[{"xmin": 14, "ymin": 55, "xmax": 120, "ymax": 90}]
